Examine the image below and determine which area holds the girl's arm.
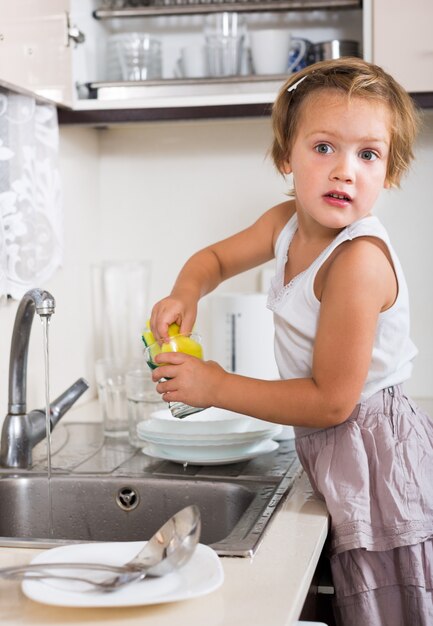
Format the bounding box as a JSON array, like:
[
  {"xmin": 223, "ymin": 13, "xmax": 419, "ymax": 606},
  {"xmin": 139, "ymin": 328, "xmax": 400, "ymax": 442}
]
[
  {"xmin": 154, "ymin": 236, "xmax": 397, "ymax": 428},
  {"xmin": 150, "ymin": 201, "xmax": 293, "ymax": 340}
]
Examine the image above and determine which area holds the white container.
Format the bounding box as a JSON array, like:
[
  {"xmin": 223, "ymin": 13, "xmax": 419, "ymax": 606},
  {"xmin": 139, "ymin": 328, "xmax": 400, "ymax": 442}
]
[
  {"xmin": 249, "ymin": 30, "xmax": 307, "ymax": 75},
  {"xmin": 209, "ymin": 292, "xmax": 278, "ymax": 379},
  {"xmin": 209, "ymin": 292, "xmax": 294, "ymax": 439},
  {"xmin": 175, "ymin": 44, "xmax": 207, "ymax": 79}
]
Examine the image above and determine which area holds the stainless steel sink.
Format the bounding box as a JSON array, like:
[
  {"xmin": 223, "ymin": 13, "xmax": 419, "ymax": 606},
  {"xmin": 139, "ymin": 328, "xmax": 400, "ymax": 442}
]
[{"xmin": 0, "ymin": 423, "xmax": 301, "ymax": 557}]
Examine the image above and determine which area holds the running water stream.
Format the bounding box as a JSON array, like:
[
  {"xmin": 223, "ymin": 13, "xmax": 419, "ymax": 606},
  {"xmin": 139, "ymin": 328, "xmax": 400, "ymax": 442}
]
[{"xmin": 41, "ymin": 315, "xmax": 54, "ymax": 536}]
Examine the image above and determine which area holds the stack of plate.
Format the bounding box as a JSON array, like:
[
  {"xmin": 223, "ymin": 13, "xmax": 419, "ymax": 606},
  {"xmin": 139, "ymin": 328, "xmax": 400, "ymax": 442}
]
[{"xmin": 137, "ymin": 407, "xmax": 281, "ymax": 465}]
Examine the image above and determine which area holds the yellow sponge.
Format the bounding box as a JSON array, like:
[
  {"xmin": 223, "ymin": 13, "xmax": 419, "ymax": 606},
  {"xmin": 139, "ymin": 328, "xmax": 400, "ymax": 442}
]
[{"xmin": 141, "ymin": 320, "xmax": 180, "ymax": 347}]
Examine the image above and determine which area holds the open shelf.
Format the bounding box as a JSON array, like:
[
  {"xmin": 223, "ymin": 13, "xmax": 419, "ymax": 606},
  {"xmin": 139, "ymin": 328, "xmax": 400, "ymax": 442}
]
[{"xmin": 93, "ymin": 0, "xmax": 362, "ymax": 19}]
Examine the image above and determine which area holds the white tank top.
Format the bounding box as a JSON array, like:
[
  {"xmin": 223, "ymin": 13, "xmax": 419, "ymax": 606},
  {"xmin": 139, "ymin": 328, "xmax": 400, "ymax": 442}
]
[{"xmin": 267, "ymin": 214, "xmax": 418, "ymax": 402}]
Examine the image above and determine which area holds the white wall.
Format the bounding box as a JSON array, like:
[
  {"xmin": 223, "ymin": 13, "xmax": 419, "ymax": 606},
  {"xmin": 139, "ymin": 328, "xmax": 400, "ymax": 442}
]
[
  {"xmin": 0, "ymin": 126, "xmax": 100, "ymax": 418},
  {"xmin": 1, "ymin": 111, "xmax": 432, "ymax": 421},
  {"xmin": 375, "ymin": 110, "xmax": 433, "ymax": 400}
]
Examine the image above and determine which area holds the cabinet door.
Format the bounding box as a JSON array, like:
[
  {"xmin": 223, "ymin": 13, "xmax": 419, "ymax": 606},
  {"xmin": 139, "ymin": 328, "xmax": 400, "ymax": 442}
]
[
  {"xmin": 373, "ymin": 0, "xmax": 433, "ymax": 92},
  {"xmin": 0, "ymin": 0, "xmax": 73, "ymax": 106}
]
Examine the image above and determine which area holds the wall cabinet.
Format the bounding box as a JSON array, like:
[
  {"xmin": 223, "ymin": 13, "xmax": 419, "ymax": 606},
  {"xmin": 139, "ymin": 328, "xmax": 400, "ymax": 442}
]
[
  {"xmin": 68, "ymin": 0, "xmax": 368, "ymax": 122},
  {"xmin": 373, "ymin": 0, "xmax": 433, "ymax": 94},
  {"xmin": 0, "ymin": 0, "xmax": 74, "ymax": 105},
  {"xmin": 0, "ymin": 0, "xmax": 431, "ymax": 122}
]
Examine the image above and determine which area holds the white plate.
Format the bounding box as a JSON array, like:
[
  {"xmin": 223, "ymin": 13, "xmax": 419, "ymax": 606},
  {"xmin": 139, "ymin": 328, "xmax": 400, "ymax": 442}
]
[
  {"xmin": 137, "ymin": 428, "xmax": 279, "ymax": 448},
  {"xmin": 142, "ymin": 438, "xmax": 279, "ymax": 465},
  {"xmin": 138, "ymin": 407, "xmax": 282, "ymax": 441},
  {"xmin": 140, "ymin": 437, "xmax": 273, "ymax": 460},
  {"xmin": 22, "ymin": 542, "xmax": 223, "ymax": 608}
]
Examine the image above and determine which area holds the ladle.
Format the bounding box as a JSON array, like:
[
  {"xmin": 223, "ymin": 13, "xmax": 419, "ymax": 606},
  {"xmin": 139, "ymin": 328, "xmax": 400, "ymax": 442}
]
[{"xmin": 0, "ymin": 504, "xmax": 201, "ymax": 592}]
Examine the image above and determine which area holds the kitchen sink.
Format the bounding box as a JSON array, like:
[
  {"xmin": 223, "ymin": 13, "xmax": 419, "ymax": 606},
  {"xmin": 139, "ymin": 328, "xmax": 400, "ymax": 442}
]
[
  {"xmin": 0, "ymin": 474, "xmax": 271, "ymax": 555},
  {"xmin": 0, "ymin": 423, "xmax": 301, "ymax": 557}
]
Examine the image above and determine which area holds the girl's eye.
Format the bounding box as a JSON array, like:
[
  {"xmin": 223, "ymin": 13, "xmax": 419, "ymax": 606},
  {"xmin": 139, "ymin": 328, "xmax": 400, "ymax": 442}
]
[
  {"xmin": 359, "ymin": 150, "xmax": 378, "ymax": 161},
  {"xmin": 315, "ymin": 143, "xmax": 333, "ymax": 155}
]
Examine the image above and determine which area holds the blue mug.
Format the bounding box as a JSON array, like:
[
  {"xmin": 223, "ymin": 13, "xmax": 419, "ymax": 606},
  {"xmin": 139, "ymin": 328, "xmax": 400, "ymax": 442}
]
[{"xmin": 288, "ymin": 38, "xmax": 314, "ymax": 72}]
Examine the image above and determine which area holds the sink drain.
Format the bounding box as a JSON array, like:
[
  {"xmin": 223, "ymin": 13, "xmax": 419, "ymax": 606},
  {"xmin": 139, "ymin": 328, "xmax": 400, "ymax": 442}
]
[{"xmin": 116, "ymin": 487, "xmax": 140, "ymax": 511}]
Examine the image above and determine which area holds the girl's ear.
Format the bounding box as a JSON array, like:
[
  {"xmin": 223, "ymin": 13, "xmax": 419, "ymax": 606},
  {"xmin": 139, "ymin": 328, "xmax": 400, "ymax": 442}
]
[
  {"xmin": 383, "ymin": 178, "xmax": 392, "ymax": 189},
  {"xmin": 281, "ymin": 160, "xmax": 292, "ymax": 175}
]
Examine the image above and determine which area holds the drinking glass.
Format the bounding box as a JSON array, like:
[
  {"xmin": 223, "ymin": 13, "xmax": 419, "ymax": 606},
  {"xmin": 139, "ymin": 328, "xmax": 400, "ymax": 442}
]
[
  {"xmin": 95, "ymin": 358, "xmax": 128, "ymax": 436},
  {"xmin": 125, "ymin": 367, "xmax": 165, "ymax": 446},
  {"xmin": 91, "ymin": 260, "xmax": 151, "ymax": 369},
  {"xmin": 205, "ymin": 34, "xmax": 244, "ymax": 77},
  {"xmin": 144, "ymin": 333, "xmax": 205, "ymax": 419},
  {"xmin": 116, "ymin": 33, "xmax": 162, "ymax": 81},
  {"xmin": 204, "ymin": 11, "xmax": 246, "ymax": 77}
]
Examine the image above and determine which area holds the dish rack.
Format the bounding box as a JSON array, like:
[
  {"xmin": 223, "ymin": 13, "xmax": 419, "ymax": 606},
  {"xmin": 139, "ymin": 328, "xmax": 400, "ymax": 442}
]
[{"xmin": 94, "ymin": 0, "xmax": 362, "ymax": 18}]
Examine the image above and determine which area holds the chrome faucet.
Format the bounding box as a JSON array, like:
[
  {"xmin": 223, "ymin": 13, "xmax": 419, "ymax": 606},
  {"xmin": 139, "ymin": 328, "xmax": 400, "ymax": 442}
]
[{"xmin": 0, "ymin": 288, "xmax": 89, "ymax": 469}]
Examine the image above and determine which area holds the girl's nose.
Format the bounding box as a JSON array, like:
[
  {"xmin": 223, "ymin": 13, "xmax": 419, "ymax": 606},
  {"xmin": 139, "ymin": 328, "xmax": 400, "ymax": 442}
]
[{"xmin": 330, "ymin": 155, "xmax": 354, "ymax": 184}]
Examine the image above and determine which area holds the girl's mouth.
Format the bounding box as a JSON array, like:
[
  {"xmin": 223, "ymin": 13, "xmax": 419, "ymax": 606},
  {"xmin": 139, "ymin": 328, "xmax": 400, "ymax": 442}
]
[{"xmin": 325, "ymin": 192, "xmax": 352, "ymax": 202}]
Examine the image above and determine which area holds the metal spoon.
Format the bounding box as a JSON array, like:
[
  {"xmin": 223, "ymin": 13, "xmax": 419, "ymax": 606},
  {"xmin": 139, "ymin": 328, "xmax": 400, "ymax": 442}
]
[{"xmin": 0, "ymin": 504, "xmax": 201, "ymax": 592}]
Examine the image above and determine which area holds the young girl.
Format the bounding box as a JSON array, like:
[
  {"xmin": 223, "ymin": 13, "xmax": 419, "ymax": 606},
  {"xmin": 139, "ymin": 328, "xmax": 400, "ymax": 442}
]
[{"xmin": 149, "ymin": 58, "xmax": 433, "ymax": 625}]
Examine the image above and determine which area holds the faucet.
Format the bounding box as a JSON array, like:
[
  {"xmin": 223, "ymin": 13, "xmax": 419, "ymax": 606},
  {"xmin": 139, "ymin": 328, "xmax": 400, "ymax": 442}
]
[{"xmin": 0, "ymin": 288, "xmax": 89, "ymax": 469}]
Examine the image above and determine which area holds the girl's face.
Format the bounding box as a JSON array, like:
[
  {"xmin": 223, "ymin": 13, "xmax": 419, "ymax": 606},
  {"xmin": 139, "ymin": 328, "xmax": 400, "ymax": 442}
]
[{"xmin": 283, "ymin": 89, "xmax": 392, "ymax": 233}]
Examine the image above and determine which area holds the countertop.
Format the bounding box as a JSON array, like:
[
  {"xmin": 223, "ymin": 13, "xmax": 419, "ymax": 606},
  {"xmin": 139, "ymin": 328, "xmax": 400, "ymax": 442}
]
[{"xmin": 0, "ymin": 470, "xmax": 328, "ymax": 626}]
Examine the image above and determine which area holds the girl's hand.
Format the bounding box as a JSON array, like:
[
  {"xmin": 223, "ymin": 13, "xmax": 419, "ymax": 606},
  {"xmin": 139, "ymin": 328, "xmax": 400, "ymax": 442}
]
[
  {"xmin": 150, "ymin": 296, "xmax": 197, "ymax": 342},
  {"xmin": 152, "ymin": 352, "xmax": 226, "ymax": 408}
]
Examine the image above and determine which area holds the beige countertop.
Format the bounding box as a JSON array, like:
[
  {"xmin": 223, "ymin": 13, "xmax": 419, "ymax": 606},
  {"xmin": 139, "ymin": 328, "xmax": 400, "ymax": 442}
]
[{"xmin": 0, "ymin": 472, "xmax": 328, "ymax": 626}]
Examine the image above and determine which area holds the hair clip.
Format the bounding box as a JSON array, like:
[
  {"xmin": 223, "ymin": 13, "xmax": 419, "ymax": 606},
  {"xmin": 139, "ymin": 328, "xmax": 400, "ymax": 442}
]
[{"xmin": 287, "ymin": 75, "xmax": 308, "ymax": 93}]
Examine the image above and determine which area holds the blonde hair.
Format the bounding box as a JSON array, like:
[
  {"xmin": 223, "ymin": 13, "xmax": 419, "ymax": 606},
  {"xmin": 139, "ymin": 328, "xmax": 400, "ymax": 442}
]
[{"xmin": 271, "ymin": 57, "xmax": 420, "ymax": 188}]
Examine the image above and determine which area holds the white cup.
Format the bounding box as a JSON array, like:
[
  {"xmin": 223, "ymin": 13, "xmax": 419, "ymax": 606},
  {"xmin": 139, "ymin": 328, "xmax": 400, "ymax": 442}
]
[
  {"xmin": 250, "ymin": 29, "xmax": 307, "ymax": 75},
  {"xmin": 175, "ymin": 44, "xmax": 207, "ymax": 79}
]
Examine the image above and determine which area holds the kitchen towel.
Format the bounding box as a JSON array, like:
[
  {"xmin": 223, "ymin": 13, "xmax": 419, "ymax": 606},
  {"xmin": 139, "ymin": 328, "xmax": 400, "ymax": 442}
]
[{"xmin": 0, "ymin": 87, "xmax": 63, "ymax": 302}]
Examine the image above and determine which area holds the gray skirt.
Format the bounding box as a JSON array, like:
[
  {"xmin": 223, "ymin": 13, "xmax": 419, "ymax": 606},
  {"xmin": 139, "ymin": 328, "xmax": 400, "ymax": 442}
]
[{"xmin": 295, "ymin": 385, "xmax": 433, "ymax": 625}]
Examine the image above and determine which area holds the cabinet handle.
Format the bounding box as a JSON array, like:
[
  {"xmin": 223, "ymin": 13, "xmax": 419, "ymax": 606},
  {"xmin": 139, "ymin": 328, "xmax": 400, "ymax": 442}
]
[
  {"xmin": 68, "ymin": 25, "xmax": 86, "ymax": 45},
  {"xmin": 66, "ymin": 13, "xmax": 85, "ymax": 47}
]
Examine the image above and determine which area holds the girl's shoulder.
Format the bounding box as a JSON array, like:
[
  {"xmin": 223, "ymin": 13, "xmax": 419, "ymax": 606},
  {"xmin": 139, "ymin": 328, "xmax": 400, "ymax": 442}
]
[
  {"xmin": 262, "ymin": 199, "xmax": 296, "ymax": 250},
  {"xmin": 345, "ymin": 215, "xmax": 390, "ymax": 244},
  {"xmin": 317, "ymin": 221, "xmax": 397, "ymax": 310},
  {"xmin": 334, "ymin": 217, "xmax": 394, "ymax": 275},
  {"xmin": 320, "ymin": 216, "xmax": 393, "ymax": 279}
]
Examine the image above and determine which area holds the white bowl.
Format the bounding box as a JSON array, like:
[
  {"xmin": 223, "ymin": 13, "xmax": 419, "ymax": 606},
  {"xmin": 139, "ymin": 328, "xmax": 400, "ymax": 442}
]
[
  {"xmin": 137, "ymin": 428, "xmax": 279, "ymax": 447},
  {"xmin": 137, "ymin": 407, "xmax": 282, "ymax": 442}
]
